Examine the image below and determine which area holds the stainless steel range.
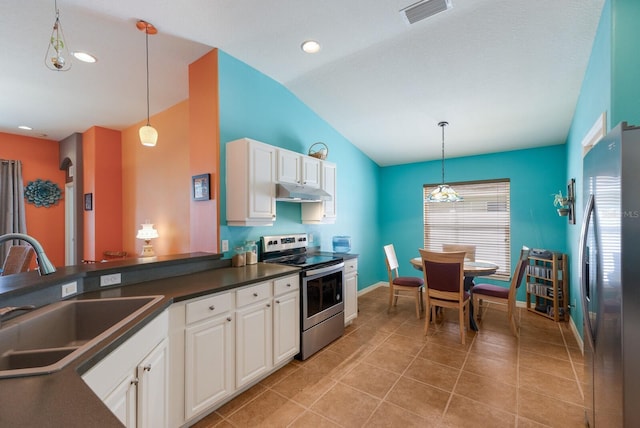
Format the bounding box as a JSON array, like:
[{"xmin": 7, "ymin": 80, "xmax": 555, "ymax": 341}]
[{"xmin": 260, "ymin": 233, "xmax": 344, "ymax": 360}]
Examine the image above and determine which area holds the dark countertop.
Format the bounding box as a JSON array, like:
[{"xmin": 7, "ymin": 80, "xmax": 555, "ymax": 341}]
[{"xmin": 0, "ymin": 260, "xmax": 300, "ymax": 428}]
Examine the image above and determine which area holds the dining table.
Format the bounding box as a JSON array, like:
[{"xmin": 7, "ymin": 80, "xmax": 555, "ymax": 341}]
[{"xmin": 409, "ymin": 257, "xmax": 499, "ymax": 331}]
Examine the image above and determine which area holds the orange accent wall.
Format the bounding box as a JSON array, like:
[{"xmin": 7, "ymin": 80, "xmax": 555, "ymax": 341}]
[
  {"xmin": 121, "ymin": 101, "xmax": 191, "ymax": 257},
  {"xmin": 0, "ymin": 132, "xmax": 66, "ymax": 267},
  {"xmin": 188, "ymin": 49, "xmax": 220, "ymax": 252},
  {"xmin": 83, "ymin": 126, "xmax": 123, "ymax": 261}
]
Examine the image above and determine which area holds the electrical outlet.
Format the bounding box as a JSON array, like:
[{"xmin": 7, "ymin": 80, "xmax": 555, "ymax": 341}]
[
  {"xmin": 61, "ymin": 281, "xmax": 78, "ymax": 298},
  {"xmin": 100, "ymin": 273, "xmax": 122, "ymax": 287},
  {"xmin": 221, "ymin": 240, "xmax": 229, "ymax": 252},
  {"xmin": 309, "ymin": 234, "xmax": 314, "ymax": 243}
]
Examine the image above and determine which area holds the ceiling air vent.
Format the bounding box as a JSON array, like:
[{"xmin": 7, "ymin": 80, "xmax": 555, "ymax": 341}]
[{"xmin": 401, "ymin": 0, "xmax": 452, "ymax": 25}]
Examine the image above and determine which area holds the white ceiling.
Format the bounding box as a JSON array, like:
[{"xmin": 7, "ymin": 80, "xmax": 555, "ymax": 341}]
[{"xmin": 1, "ymin": 0, "xmax": 604, "ymax": 166}]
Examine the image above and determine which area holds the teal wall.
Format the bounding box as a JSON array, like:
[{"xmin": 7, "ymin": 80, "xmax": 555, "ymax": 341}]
[
  {"xmin": 379, "ymin": 145, "xmax": 568, "ymax": 303},
  {"xmin": 565, "ymin": 0, "xmax": 610, "ymax": 339},
  {"xmin": 217, "ymin": 51, "xmax": 381, "ymax": 289}
]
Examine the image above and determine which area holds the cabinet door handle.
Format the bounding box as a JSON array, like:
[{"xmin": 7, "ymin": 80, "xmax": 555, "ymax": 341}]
[
  {"xmin": 143, "ymin": 364, "xmax": 152, "ymax": 372},
  {"xmin": 227, "ymin": 316, "xmax": 232, "ymax": 322},
  {"xmin": 253, "ymin": 292, "xmax": 258, "ymax": 297},
  {"xmin": 131, "ymin": 378, "xmax": 139, "ymax": 386},
  {"xmin": 266, "ymin": 303, "xmax": 271, "ymax": 308},
  {"xmin": 286, "ymin": 283, "xmax": 291, "ymax": 287},
  {"xmin": 209, "ymin": 305, "xmax": 215, "ymax": 311},
  {"xmin": 275, "ymin": 300, "xmax": 280, "ymax": 304}
]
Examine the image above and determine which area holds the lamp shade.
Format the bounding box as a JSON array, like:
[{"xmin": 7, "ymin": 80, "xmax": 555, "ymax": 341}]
[
  {"xmin": 136, "ymin": 223, "xmax": 159, "ymax": 240},
  {"xmin": 139, "ymin": 125, "xmax": 158, "ymax": 147},
  {"xmin": 426, "ymin": 184, "xmax": 463, "ymax": 202}
]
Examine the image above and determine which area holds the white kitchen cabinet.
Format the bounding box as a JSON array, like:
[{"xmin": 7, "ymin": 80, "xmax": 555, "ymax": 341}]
[
  {"xmin": 344, "ymin": 259, "xmax": 358, "ymax": 325},
  {"xmin": 226, "ymin": 138, "xmax": 277, "ymax": 226},
  {"xmin": 277, "ymin": 148, "xmax": 321, "ymax": 188},
  {"xmin": 273, "ymin": 275, "xmax": 300, "ymax": 365},
  {"xmin": 183, "ymin": 291, "xmax": 234, "ymax": 420},
  {"xmin": 82, "ymin": 311, "xmax": 169, "ymax": 428},
  {"xmin": 302, "ymin": 161, "xmax": 337, "ymax": 224},
  {"xmin": 235, "ymin": 282, "xmax": 273, "ymax": 389}
]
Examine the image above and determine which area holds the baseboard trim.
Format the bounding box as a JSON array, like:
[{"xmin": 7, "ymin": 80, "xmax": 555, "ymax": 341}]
[{"xmin": 358, "ymin": 281, "xmax": 387, "ymax": 296}]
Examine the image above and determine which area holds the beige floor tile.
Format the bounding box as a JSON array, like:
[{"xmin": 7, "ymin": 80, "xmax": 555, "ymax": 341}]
[
  {"xmin": 191, "ymin": 411, "xmax": 223, "ymax": 428},
  {"xmin": 385, "ymin": 376, "xmax": 449, "ymax": 419},
  {"xmin": 453, "ymin": 371, "xmax": 517, "ymax": 414},
  {"xmin": 518, "ymin": 388, "xmax": 585, "ymax": 427},
  {"xmin": 519, "ymin": 349, "xmax": 576, "ymax": 380},
  {"xmin": 311, "ymin": 383, "xmax": 380, "ymax": 427},
  {"xmin": 215, "ymin": 383, "xmax": 267, "ymax": 417},
  {"xmin": 225, "ymin": 389, "xmax": 304, "ymax": 427},
  {"xmin": 381, "ymin": 332, "xmax": 427, "ymax": 357},
  {"xmin": 517, "ymin": 416, "xmax": 552, "ymax": 427},
  {"xmin": 520, "ymin": 337, "xmax": 570, "ymax": 360},
  {"xmin": 417, "ymin": 341, "xmax": 468, "ymax": 369},
  {"xmin": 470, "ymin": 338, "xmax": 517, "ymax": 363},
  {"xmin": 441, "ymin": 394, "xmax": 516, "ymax": 428},
  {"xmin": 463, "ymin": 353, "xmax": 518, "ymax": 386},
  {"xmin": 365, "ymin": 401, "xmax": 429, "ymax": 427},
  {"xmin": 259, "ymin": 361, "xmax": 301, "ymax": 387},
  {"xmin": 519, "ymin": 366, "xmax": 583, "ymax": 406},
  {"xmin": 339, "ymin": 362, "xmax": 400, "ymax": 398},
  {"xmin": 363, "ymin": 345, "xmax": 415, "ymax": 374},
  {"xmin": 289, "ymin": 411, "xmax": 341, "ymax": 427},
  {"xmin": 271, "ymin": 366, "xmax": 337, "ymax": 407},
  {"xmin": 404, "ymin": 357, "xmax": 460, "ymax": 392}
]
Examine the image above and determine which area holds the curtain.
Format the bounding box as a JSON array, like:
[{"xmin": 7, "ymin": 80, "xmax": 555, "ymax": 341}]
[{"xmin": 0, "ymin": 159, "xmax": 27, "ymax": 263}]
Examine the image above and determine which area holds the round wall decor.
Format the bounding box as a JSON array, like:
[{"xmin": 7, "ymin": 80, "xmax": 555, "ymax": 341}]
[{"xmin": 24, "ymin": 179, "xmax": 62, "ymax": 207}]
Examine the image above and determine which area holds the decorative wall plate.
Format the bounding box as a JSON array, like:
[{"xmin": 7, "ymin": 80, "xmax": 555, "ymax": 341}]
[{"xmin": 24, "ymin": 179, "xmax": 62, "ymax": 207}]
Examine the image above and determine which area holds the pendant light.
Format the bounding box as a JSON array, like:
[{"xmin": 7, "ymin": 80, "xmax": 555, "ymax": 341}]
[
  {"xmin": 426, "ymin": 121, "xmax": 463, "ymax": 202},
  {"xmin": 45, "ymin": 0, "xmax": 72, "ymax": 71},
  {"xmin": 137, "ymin": 20, "xmax": 158, "ymax": 147}
]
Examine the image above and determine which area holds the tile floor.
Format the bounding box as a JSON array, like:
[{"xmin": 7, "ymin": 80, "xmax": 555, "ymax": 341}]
[{"xmin": 192, "ymin": 286, "xmax": 585, "ymax": 427}]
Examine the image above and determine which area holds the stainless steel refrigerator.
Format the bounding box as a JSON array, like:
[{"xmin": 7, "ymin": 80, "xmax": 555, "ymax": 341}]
[{"xmin": 580, "ymin": 122, "xmax": 640, "ymax": 427}]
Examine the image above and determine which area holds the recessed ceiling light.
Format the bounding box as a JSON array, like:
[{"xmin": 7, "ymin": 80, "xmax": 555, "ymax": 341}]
[
  {"xmin": 18, "ymin": 125, "xmax": 33, "ymax": 131},
  {"xmin": 72, "ymin": 51, "xmax": 97, "ymax": 63},
  {"xmin": 301, "ymin": 40, "xmax": 321, "ymax": 54}
]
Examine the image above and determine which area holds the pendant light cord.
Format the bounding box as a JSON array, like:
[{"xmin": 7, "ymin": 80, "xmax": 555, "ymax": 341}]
[
  {"xmin": 438, "ymin": 121, "xmax": 448, "ymax": 185},
  {"xmin": 145, "ymin": 28, "xmax": 151, "ymax": 127}
]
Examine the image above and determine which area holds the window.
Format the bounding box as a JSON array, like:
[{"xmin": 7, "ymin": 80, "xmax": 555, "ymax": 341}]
[{"xmin": 423, "ymin": 179, "xmax": 511, "ymax": 280}]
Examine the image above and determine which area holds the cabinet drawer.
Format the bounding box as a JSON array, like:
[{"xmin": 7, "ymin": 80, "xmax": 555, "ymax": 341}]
[
  {"xmin": 274, "ymin": 275, "xmax": 299, "ymax": 296},
  {"xmin": 186, "ymin": 293, "xmax": 232, "ymax": 325},
  {"xmin": 344, "ymin": 259, "xmax": 358, "ymax": 274},
  {"xmin": 236, "ymin": 282, "xmax": 271, "ymax": 307}
]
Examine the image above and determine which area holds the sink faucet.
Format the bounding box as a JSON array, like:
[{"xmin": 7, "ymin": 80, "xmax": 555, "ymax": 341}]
[{"xmin": 0, "ymin": 233, "xmax": 56, "ymax": 275}]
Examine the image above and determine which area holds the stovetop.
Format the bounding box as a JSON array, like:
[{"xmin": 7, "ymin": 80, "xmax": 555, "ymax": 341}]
[{"xmin": 259, "ymin": 233, "xmax": 343, "ymax": 269}]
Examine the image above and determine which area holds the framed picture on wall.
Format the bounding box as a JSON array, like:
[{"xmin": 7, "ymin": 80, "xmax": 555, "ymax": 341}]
[
  {"xmin": 192, "ymin": 174, "xmax": 210, "ymax": 201},
  {"xmin": 84, "ymin": 193, "xmax": 93, "ymax": 211}
]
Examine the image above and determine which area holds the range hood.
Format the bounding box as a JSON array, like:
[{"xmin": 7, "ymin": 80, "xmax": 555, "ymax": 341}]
[{"xmin": 276, "ymin": 183, "xmax": 331, "ymax": 202}]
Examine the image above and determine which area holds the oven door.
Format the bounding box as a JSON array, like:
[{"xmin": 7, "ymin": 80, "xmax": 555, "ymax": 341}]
[{"xmin": 301, "ymin": 262, "xmax": 344, "ymax": 331}]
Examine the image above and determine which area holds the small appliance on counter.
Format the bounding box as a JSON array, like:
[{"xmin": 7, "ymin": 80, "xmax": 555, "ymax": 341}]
[{"xmin": 332, "ymin": 236, "xmax": 351, "ymax": 253}]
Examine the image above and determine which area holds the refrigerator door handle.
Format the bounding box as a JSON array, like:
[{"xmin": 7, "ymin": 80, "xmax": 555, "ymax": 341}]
[{"xmin": 579, "ymin": 193, "xmax": 595, "ymax": 348}]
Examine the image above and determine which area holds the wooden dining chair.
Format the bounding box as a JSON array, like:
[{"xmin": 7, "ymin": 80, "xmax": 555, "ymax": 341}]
[
  {"xmin": 1, "ymin": 245, "xmax": 35, "ymax": 276},
  {"xmin": 384, "ymin": 244, "xmax": 424, "ymax": 319},
  {"xmin": 472, "ymin": 247, "xmax": 530, "ymax": 336},
  {"xmin": 419, "ymin": 249, "xmax": 469, "ymax": 344},
  {"xmin": 442, "ymin": 244, "xmax": 476, "ymax": 261}
]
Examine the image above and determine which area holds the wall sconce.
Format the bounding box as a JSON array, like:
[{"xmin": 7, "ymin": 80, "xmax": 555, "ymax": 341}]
[
  {"xmin": 136, "ymin": 222, "xmax": 159, "ymax": 256},
  {"xmin": 553, "ymin": 178, "xmax": 576, "ymax": 224}
]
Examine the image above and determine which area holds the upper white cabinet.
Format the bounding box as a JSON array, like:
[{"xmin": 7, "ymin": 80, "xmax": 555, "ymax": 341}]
[
  {"xmin": 277, "ymin": 148, "xmax": 321, "ymax": 188},
  {"xmin": 302, "ymin": 161, "xmax": 337, "ymax": 224},
  {"xmin": 226, "ymin": 138, "xmax": 277, "ymax": 226}
]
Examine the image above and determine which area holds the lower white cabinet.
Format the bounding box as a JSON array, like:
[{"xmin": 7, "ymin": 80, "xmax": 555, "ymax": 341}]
[
  {"xmin": 184, "ymin": 309, "xmax": 234, "ymax": 419},
  {"xmin": 273, "ymin": 276, "xmax": 300, "ymax": 365},
  {"xmin": 82, "ymin": 311, "xmax": 169, "ymax": 428},
  {"xmin": 235, "ymin": 282, "xmax": 273, "ymax": 389},
  {"xmin": 344, "ymin": 259, "xmax": 359, "ymax": 325}
]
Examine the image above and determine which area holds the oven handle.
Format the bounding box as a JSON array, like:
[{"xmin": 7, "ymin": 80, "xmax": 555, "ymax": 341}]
[{"xmin": 305, "ymin": 262, "xmax": 345, "ymax": 277}]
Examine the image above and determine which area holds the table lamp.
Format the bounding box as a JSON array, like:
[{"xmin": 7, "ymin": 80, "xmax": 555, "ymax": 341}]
[{"xmin": 136, "ymin": 222, "xmax": 159, "ymax": 257}]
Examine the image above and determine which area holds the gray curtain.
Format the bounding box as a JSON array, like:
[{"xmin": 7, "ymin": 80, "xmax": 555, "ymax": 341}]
[{"xmin": 0, "ymin": 159, "xmax": 27, "ymax": 263}]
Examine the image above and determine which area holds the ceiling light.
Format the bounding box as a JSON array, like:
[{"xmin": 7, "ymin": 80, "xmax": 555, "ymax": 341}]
[
  {"xmin": 301, "ymin": 40, "xmax": 321, "ymax": 54},
  {"xmin": 72, "ymin": 51, "xmax": 97, "ymax": 63},
  {"xmin": 426, "ymin": 121, "xmax": 463, "ymax": 202},
  {"xmin": 18, "ymin": 125, "xmax": 33, "ymax": 131},
  {"xmin": 45, "ymin": 0, "xmax": 72, "ymax": 71},
  {"xmin": 137, "ymin": 20, "xmax": 158, "ymax": 147}
]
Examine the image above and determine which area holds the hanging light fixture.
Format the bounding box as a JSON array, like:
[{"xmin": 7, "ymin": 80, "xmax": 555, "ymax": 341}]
[
  {"xmin": 45, "ymin": 0, "xmax": 72, "ymax": 71},
  {"xmin": 426, "ymin": 121, "xmax": 463, "ymax": 202},
  {"xmin": 137, "ymin": 20, "xmax": 158, "ymax": 147}
]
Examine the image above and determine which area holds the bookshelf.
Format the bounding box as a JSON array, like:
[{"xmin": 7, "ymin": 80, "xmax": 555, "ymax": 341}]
[{"xmin": 525, "ymin": 252, "xmax": 568, "ymax": 322}]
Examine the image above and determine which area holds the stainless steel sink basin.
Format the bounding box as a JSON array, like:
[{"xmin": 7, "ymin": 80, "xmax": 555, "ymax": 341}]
[{"xmin": 0, "ymin": 295, "xmax": 163, "ymax": 378}]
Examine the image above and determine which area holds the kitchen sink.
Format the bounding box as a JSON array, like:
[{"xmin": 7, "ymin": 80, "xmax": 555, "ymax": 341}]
[{"xmin": 0, "ymin": 295, "xmax": 163, "ymax": 378}]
